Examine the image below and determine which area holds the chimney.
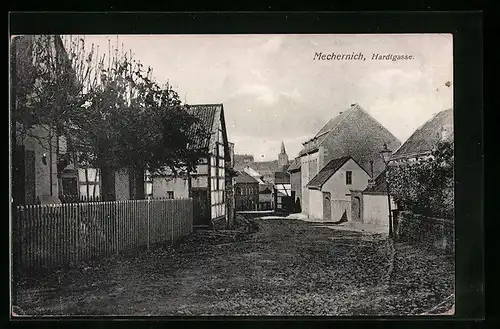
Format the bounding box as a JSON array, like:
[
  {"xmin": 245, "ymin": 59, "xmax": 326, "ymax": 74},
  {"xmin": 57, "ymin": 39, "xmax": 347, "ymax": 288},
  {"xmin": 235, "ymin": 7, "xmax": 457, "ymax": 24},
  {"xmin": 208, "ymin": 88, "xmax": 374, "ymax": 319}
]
[{"xmin": 370, "ymin": 160, "xmax": 374, "ymax": 178}]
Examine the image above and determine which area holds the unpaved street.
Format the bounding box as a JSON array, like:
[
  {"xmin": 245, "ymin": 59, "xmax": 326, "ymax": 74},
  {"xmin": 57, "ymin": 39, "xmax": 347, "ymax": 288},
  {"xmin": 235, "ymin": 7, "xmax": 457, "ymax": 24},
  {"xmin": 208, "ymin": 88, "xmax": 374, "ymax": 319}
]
[{"xmin": 13, "ymin": 218, "xmax": 454, "ymax": 316}]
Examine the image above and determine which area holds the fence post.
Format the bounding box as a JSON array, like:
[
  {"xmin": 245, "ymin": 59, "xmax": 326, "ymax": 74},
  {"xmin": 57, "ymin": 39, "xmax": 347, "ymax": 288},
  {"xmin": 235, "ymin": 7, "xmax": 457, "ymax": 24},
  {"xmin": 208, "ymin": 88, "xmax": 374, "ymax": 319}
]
[{"xmin": 115, "ymin": 202, "xmax": 119, "ymax": 256}]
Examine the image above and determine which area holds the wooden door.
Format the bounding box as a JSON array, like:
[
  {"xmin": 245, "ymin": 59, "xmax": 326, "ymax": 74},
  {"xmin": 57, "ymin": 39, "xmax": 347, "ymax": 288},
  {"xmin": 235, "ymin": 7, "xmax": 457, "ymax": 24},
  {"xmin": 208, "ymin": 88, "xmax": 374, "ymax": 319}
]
[
  {"xmin": 351, "ymin": 196, "xmax": 361, "ymax": 222},
  {"xmin": 192, "ymin": 188, "xmax": 209, "ymax": 226},
  {"xmin": 323, "ymin": 192, "xmax": 332, "ymax": 221}
]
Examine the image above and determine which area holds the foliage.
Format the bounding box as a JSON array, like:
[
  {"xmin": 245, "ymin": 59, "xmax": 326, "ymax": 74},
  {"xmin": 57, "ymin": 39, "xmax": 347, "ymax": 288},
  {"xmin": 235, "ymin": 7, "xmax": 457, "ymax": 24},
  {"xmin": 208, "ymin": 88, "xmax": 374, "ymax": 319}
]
[
  {"xmin": 12, "ymin": 35, "xmax": 209, "ymax": 180},
  {"xmin": 388, "ymin": 141, "xmax": 454, "ymax": 219},
  {"xmin": 12, "ymin": 35, "xmax": 80, "ymax": 144}
]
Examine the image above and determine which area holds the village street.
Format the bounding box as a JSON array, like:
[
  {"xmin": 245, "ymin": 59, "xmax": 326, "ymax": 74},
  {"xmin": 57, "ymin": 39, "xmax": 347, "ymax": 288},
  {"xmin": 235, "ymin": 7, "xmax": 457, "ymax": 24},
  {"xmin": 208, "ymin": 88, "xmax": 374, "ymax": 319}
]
[{"xmin": 14, "ymin": 218, "xmax": 454, "ymax": 316}]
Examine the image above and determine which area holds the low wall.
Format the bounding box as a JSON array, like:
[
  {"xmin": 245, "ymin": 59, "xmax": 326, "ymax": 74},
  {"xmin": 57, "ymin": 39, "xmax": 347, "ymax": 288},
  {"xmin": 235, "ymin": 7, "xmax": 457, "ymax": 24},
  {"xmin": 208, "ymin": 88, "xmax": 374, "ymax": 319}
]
[{"xmin": 395, "ymin": 211, "xmax": 454, "ymax": 253}]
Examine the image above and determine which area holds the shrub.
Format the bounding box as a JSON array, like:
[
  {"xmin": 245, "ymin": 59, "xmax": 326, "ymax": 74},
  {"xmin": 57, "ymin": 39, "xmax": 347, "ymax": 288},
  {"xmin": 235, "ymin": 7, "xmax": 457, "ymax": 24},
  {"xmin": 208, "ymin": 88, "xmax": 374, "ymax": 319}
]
[{"xmin": 389, "ymin": 141, "xmax": 454, "ymax": 219}]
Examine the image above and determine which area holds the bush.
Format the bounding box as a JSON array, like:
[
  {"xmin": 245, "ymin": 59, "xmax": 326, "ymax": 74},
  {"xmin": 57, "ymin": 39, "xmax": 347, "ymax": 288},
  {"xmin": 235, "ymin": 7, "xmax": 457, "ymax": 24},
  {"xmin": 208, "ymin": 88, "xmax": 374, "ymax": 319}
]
[{"xmin": 389, "ymin": 141, "xmax": 454, "ymax": 219}]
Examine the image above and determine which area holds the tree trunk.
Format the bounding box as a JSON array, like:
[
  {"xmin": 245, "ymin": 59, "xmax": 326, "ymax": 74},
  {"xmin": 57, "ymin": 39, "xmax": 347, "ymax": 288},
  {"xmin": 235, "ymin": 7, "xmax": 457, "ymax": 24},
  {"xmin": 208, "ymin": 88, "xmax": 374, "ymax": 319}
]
[
  {"xmin": 100, "ymin": 165, "xmax": 116, "ymax": 201},
  {"xmin": 129, "ymin": 166, "xmax": 145, "ymax": 200}
]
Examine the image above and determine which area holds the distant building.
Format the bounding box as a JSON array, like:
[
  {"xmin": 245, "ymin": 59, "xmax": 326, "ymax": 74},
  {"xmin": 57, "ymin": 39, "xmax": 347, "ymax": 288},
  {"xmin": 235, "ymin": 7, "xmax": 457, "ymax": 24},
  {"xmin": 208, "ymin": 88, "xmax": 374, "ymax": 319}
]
[
  {"xmin": 234, "ymin": 141, "xmax": 290, "ymax": 183},
  {"xmin": 234, "ymin": 171, "xmax": 260, "ymax": 211},
  {"xmin": 274, "ymin": 171, "xmax": 293, "ymax": 213},
  {"xmin": 258, "ymin": 184, "xmax": 274, "ymax": 210},
  {"xmin": 278, "ymin": 141, "xmax": 289, "ymax": 169},
  {"xmin": 299, "ymin": 103, "xmax": 401, "ymax": 215},
  {"xmin": 287, "ymin": 157, "xmax": 302, "ymax": 212},
  {"xmin": 243, "ymin": 166, "xmax": 265, "ymax": 184}
]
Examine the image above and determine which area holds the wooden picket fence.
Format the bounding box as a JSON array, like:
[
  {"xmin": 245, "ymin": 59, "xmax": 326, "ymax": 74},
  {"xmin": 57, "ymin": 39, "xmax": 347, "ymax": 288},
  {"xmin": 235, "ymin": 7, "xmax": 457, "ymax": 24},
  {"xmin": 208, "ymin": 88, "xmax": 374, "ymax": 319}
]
[{"xmin": 12, "ymin": 198, "xmax": 193, "ymax": 271}]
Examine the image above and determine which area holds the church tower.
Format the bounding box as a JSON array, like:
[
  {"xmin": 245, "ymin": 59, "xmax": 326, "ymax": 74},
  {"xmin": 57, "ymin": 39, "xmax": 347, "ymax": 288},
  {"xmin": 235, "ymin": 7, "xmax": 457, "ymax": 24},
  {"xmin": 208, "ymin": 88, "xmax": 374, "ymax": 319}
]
[{"xmin": 278, "ymin": 141, "xmax": 289, "ymax": 168}]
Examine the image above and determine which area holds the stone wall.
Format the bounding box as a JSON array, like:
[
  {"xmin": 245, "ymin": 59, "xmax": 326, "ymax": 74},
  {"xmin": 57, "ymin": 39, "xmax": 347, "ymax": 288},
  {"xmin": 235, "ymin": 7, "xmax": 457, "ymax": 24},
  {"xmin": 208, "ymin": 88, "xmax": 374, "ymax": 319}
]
[{"xmin": 395, "ymin": 211, "xmax": 454, "ymax": 253}]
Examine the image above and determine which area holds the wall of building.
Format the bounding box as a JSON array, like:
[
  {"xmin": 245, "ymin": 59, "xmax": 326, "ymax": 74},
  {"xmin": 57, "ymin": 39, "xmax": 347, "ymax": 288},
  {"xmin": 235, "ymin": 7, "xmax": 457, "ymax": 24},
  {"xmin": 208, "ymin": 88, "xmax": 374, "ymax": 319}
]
[
  {"xmin": 362, "ymin": 193, "xmax": 397, "ymax": 226},
  {"xmin": 321, "ymin": 159, "xmax": 370, "ymax": 201},
  {"xmin": 300, "ymin": 151, "xmax": 320, "ymax": 214},
  {"xmin": 152, "ymin": 177, "xmax": 189, "ymax": 199},
  {"xmin": 308, "ymin": 189, "xmax": 323, "ymax": 219},
  {"xmin": 20, "ymin": 125, "xmax": 59, "ymax": 202},
  {"xmin": 235, "ymin": 182, "xmax": 259, "ymax": 211},
  {"xmin": 290, "ymin": 171, "xmax": 302, "ymax": 204}
]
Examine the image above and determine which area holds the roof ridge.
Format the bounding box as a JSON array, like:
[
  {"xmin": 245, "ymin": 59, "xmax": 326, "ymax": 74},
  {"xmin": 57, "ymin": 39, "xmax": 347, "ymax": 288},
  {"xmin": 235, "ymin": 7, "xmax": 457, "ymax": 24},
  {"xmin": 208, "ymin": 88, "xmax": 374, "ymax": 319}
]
[{"xmin": 317, "ymin": 105, "xmax": 358, "ymax": 143}]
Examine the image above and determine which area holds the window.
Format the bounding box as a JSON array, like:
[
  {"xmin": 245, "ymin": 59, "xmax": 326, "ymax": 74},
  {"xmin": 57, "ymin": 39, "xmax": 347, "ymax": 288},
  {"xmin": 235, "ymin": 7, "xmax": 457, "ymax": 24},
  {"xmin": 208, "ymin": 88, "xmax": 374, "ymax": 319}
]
[
  {"xmin": 167, "ymin": 191, "xmax": 174, "ymax": 199},
  {"xmin": 346, "ymin": 171, "xmax": 352, "ymax": 185},
  {"xmin": 78, "ymin": 168, "xmax": 100, "ymax": 199}
]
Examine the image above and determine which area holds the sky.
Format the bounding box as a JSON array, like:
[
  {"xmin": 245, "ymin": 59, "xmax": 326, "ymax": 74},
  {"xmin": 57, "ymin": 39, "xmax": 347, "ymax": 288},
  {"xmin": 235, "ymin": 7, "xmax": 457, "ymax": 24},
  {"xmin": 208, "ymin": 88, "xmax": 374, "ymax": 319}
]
[{"xmin": 73, "ymin": 34, "xmax": 453, "ymax": 161}]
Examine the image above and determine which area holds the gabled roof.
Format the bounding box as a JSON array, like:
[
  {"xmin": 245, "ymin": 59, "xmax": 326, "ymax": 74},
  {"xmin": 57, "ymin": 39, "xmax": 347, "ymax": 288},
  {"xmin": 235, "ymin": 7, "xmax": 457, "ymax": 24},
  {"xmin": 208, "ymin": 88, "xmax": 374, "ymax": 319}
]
[
  {"xmin": 298, "ymin": 103, "xmax": 401, "ymax": 179},
  {"xmin": 234, "ymin": 171, "xmax": 260, "ymax": 184},
  {"xmin": 274, "ymin": 171, "xmax": 291, "ymax": 184},
  {"xmin": 363, "ymin": 170, "xmax": 387, "ymax": 194},
  {"xmin": 185, "ymin": 104, "xmax": 219, "ymax": 150},
  {"xmin": 391, "ymin": 108, "xmax": 453, "ymax": 160},
  {"xmin": 260, "ymin": 187, "xmax": 273, "ymax": 194},
  {"xmin": 299, "ymin": 105, "xmax": 356, "ymax": 156},
  {"xmin": 287, "ymin": 157, "xmax": 301, "ymax": 173},
  {"xmin": 307, "ymin": 156, "xmax": 369, "ymax": 190},
  {"xmin": 184, "ymin": 103, "xmax": 230, "ymax": 161},
  {"xmin": 243, "ymin": 166, "xmax": 263, "ymax": 178}
]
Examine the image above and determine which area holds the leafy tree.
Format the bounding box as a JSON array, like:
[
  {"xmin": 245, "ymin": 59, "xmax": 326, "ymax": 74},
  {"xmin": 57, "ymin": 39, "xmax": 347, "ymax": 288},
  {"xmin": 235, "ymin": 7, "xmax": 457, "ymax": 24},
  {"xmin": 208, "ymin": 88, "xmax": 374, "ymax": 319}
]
[
  {"xmin": 12, "ymin": 35, "xmax": 210, "ymax": 201},
  {"xmin": 388, "ymin": 141, "xmax": 454, "ymax": 219}
]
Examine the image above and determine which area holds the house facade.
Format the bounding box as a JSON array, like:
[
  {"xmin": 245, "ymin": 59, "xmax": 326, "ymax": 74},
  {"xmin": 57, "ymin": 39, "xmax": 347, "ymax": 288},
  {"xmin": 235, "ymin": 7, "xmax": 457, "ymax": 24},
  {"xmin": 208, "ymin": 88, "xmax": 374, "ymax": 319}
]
[
  {"xmin": 287, "ymin": 157, "xmax": 302, "ymax": 212},
  {"xmin": 274, "ymin": 171, "xmax": 293, "ymax": 212},
  {"xmin": 307, "ymin": 157, "xmax": 370, "ymax": 222},
  {"xmin": 299, "ymin": 103, "xmax": 401, "ymax": 215},
  {"xmin": 12, "ymin": 35, "xmax": 78, "ymax": 205},
  {"xmin": 234, "ymin": 171, "xmax": 260, "ymax": 211},
  {"xmin": 258, "ymin": 185, "xmax": 274, "ymax": 210},
  {"xmin": 152, "ymin": 104, "xmax": 231, "ymax": 228},
  {"xmin": 361, "ymin": 170, "xmax": 398, "ymax": 227}
]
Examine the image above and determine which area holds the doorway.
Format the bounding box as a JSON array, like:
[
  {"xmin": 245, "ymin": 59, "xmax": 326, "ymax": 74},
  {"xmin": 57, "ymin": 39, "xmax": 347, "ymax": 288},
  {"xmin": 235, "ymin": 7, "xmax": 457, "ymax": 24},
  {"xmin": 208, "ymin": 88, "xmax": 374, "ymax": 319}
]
[
  {"xmin": 352, "ymin": 196, "xmax": 361, "ymax": 222},
  {"xmin": 323, "ymin": 192, "xmax": 332, "ymax": 221}
]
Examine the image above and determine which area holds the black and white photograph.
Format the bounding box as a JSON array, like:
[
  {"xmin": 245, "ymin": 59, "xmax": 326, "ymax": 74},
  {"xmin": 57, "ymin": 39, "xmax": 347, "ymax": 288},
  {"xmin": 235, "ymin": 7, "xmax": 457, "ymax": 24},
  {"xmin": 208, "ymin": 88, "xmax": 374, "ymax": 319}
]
[{"xmin": 10, "ymin": 33, "xmax": 455, "ymax": 316}]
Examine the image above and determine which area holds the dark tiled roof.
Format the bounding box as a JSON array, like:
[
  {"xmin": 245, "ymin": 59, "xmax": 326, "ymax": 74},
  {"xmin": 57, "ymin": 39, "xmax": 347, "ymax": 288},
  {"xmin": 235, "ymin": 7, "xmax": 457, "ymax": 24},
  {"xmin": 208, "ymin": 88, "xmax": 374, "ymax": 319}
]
[
  {"xmin": 307, "ymin": 156, "xmax": 351, "ymax": 189},
  {"xmin": 260, "ymin": 187, "xmax": 273, "ymax": 194},
  {"xmin": 298, "ymin": 103, "xmax": 401, "ymax": 179},
  {"xmin": 287, "ymin": 158, "xmax": 301, "ymax": 172},
  {"xmin": 392, "ymin": 108, "xmax": 453, "ymax": 159},
  {"xmin": 299, "ymin": 105, "xmax": 354, "ymax": 156},
  {"xmin": 259, "ymin": 183, "xmax": 274, "ymax": 193},
  {"xmin": 274, "ymin": 171, "xmax": 291, "ymax": 184},
  {"xmin": 184, "ymin": 104, "xmax": 221, "ymax": 150},
  {"xmin": 363, "ymin": 170, "xmax": 387, "ymax": 194},
  {"xmin": 234, "ymin": 170, "xmax": 260, "ymax": 184}
]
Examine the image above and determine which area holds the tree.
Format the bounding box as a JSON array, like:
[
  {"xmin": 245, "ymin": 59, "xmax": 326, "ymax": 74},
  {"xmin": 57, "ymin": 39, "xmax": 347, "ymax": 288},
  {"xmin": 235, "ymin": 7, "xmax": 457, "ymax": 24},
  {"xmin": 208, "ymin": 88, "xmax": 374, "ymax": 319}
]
[
  {"xmin": 12, "ymin": 35, "xmax": 210, "ymax": 201},
  {"xmin": 388, "ymin": 141, "xmax": 454, "ymax": 219}
]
